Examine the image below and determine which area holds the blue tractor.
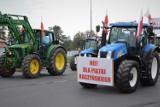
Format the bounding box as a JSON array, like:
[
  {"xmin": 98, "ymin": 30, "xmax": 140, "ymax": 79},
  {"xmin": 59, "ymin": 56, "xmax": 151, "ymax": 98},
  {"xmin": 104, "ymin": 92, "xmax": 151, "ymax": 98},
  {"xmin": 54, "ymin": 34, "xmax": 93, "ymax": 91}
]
[
  {"xmin": 70, "ymin": 37, "xmax": 101, "ymax": 71},
  {"xmin": 79, "ymin": 22, "xmax": 160, "ymax": 93}
]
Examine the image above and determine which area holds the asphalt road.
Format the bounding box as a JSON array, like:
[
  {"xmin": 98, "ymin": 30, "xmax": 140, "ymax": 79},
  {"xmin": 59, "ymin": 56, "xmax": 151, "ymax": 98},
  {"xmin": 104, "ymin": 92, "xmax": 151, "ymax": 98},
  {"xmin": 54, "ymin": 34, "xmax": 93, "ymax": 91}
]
[{"xmin": 0, "ymin": 66, "xmax": 160, "ymax": 107}]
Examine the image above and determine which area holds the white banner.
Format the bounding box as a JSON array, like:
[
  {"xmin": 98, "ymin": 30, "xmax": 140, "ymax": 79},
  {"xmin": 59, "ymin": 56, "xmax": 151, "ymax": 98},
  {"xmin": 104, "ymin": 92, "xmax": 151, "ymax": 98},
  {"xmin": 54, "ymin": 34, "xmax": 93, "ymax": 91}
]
[
  {"xmin": 77, "ymin": 57, "xmax": 114, "ymax": 86},
  {"xmin": 151, "ymin": 18, "xmax": 160, "ymax": 34}
]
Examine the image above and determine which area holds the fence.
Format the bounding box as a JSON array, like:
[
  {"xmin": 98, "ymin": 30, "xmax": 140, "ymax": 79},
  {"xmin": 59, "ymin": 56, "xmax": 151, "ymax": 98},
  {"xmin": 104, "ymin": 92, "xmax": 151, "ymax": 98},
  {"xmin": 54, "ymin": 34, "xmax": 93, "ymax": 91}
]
[
  {"xmin": 67, "ymin": 50, "xmax": 78, "ymax": 57},
  {"xmin": 0, "ymin": 48, "xmax": 5, "ymax": 55}
]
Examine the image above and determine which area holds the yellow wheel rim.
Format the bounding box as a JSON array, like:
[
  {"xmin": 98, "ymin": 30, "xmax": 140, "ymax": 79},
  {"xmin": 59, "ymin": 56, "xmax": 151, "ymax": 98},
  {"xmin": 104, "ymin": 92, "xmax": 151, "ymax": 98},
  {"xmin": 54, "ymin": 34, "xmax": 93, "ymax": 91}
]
[
  {"xmin": 55, "ymin": 53, "xmax": 65, "ymax": 71},
  {"xmin": 30, "ymin": 59, "xmax": 39, "ymax": 75}
]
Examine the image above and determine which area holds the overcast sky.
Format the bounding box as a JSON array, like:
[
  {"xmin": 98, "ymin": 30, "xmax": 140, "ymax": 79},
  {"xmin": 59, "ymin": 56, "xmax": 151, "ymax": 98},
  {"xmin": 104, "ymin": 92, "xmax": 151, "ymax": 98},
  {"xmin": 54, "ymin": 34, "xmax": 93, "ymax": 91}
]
[{"xmin": 0, "ymin": 0, "xmax": 159, "ymax": 39}]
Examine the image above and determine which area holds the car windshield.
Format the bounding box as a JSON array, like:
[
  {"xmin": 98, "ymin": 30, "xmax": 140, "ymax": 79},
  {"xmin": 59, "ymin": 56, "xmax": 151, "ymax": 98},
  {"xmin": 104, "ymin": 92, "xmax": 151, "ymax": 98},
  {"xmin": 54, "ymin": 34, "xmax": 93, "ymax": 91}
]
[
  {"xmin": 84, "ymin": 39, "xmax": 98, "ymax": 50},
  {"xmin": 109, "ymin": 27, "xmax": 136, "ymax": 43}
]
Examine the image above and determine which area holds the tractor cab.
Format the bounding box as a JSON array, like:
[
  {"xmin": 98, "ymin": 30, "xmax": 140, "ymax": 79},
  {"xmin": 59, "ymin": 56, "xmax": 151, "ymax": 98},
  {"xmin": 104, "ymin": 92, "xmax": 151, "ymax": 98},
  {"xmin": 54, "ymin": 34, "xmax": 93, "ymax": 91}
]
[
  {"xmin": 98, "ymin": 22, "xmax": 151, "ymax": 59},
  {"xmin": 80, "ymin": 37, "xmax": 101, "ymax": 57},
  {"xmin": 33, "ymin": 29, "xmax": 58, "ymax": 46}
]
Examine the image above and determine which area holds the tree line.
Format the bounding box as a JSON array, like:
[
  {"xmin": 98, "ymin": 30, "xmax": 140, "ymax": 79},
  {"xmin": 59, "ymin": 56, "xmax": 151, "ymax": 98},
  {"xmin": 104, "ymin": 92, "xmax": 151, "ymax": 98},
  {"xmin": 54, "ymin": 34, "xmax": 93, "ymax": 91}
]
[
  {"xmin": 0, "ymin": 25, "xmax": 96, "ymax": 51},
  {"xmin": 49, "ymin": 25, "xmax": 96, "ymax": 51}
]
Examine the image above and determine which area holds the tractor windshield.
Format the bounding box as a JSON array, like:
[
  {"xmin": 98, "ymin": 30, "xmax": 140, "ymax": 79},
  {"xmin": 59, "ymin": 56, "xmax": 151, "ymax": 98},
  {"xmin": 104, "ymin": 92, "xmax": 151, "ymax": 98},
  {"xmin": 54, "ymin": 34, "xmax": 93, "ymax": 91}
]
[
  {"xmin": 154, "ymin": 37, "xmax": 160, "ymax": 47},
  {"xmin": 109, "ymin": 27, "xmax": 136, "ymax": 44},
  {"xmin": 85, "ymin": 39, "xmax": 99, "ymax": 50}
]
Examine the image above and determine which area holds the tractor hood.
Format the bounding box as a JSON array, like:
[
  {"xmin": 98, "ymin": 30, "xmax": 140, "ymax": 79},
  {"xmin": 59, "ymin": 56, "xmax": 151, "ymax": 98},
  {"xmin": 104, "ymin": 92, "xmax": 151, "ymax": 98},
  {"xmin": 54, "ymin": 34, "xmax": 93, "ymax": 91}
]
[
  {"xmin": 5, "ymin": 44, "xmax": 33, "ymax": 58},
  {"xmin": 5, "ymin": 44, "xmax": 33, "ymax": 68},
  {"xmin": 80, "ymin": 47, "xmax": 95, "ymax": 56},
  {"xmin": 8, "ymin": 44, "xmax": 33, "ymax": 49},
  {"xmin": 99, "ymin": 43, "xmax": 127, "ymax": 60}
]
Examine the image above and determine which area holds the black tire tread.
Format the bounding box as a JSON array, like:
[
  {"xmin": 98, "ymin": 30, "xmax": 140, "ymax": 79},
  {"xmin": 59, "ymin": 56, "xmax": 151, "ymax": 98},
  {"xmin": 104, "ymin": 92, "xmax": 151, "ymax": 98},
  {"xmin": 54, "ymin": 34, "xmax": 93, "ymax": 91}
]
[
  {"xmin": 140, "ymin": 51, "xmax": 159, "ymax": 86},
  {"xmin": 70, "ymin": 54, "xmax": 78, "ymax": 71},
  {"xmin": 47, "ymin": 48, "xmax": 67, "ymax": 75},
  {"xmin": 0, "ymin": 55, "xmax": 15, "ymax": 77},
  {"xmin": 116, "ymin": 60, "xmax": 139, "ymax": 93},
  {"xmin": 80, "ymin": 82, "xmax": 97, "ymax": 89},
  {"xmin": 22, "ymin": 54, "xmax": 41, "ymax": 79}
]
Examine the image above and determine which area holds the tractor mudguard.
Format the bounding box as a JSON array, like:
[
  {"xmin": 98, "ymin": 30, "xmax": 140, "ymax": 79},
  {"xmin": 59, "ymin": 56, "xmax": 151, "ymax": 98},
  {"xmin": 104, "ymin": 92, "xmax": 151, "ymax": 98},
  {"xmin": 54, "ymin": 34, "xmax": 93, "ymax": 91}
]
[
  {"xmin": 46, "ymin": 44, "xmax": 66, "ymax": 60},
  {"xmin": 141, "ymin": 44, "xmax": 158, "ymax": 60}
]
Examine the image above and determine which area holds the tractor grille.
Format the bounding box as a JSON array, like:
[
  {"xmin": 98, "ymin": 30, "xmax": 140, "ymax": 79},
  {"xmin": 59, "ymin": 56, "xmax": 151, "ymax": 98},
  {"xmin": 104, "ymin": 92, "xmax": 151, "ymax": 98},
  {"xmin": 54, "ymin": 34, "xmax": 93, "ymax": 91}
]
[
  {"xmin": 100, "ymin": 52, "xmax": 107, "ymax": 58},
  {"xmin": 80, "ymin": 54, "xmax": 84, "ymax": 56},
  {"xmin": 15, "ymin": 48, "xmax": 23, "ymax": 57},
  {"xmin": 9, "ymin": 48, "xmax": 22, "ymax": 57}
]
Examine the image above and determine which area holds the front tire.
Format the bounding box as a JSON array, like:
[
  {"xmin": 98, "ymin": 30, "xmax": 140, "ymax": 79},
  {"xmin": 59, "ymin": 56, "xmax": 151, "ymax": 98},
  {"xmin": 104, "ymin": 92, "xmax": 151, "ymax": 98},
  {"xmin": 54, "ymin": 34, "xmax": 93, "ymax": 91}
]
[
  {"xmin": 79, "ymin": 82, "xmax": 97, "ymax": 88},
  {"xmin": 22, "ymin": 54, "xmax": 42, "ymax": 79},
  {"xmin": 116, "ymin": 60, "xmax": 139, "ymax": 93},
  {"xmin": 0, "ymin": 55, "xmax": 15, "ymax": 77},
  {"xmin": 140, "ymin": 51, "xmax": 159, "ymax": 86},
  {"xmin": 48, "ymin": 48, "xmax": 67, "ymax": 75},
  {"xmin": 70, "ymin": 54, "xmax": 78, "ymax": 71}
]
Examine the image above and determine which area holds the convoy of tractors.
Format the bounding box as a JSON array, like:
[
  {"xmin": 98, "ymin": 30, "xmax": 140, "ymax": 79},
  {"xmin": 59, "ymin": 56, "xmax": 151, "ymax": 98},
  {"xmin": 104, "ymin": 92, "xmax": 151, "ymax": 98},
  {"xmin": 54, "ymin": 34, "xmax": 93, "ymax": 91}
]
[{"xmin": 0, "ymin": 11, "xmax": 159, "ymax": 93}]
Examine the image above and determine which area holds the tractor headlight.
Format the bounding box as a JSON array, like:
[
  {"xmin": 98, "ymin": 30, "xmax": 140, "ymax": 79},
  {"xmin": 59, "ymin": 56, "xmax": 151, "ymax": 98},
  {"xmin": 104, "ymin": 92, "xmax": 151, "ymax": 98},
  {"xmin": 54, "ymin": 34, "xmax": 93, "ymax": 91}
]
[
  {"xmin": 7, "ymin": 51, "xmax": 14, "ymax": 56},
  {"xmin": 88, "ymin": 54, "xmax": 91, "ymax": 57},
  {"xmin": 107, "ymin": 51, "xmax": 112, "ymax": 59},
  {"xmin": 9, "ymin": 52, "xmax": 12, "ymax": 55},
  {"xmin": 98, "ymin": 51, "xmax": 100, "ymax": 58}
]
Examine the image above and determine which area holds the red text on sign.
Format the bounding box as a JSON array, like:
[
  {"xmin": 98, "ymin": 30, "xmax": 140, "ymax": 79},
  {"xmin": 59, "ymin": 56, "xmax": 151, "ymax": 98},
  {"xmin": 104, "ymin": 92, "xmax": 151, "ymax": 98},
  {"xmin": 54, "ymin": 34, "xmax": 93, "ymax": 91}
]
[
  {"xmin": 79, "ymin": 74, "xmax": 111, "ymax": 83},
  {"xmin": 83, "ymin": 67, "xmax": 106, "ymax": 74},
  {"xmin": 90, "ymin": 60, "xmax": 98, "ymax": 66}
]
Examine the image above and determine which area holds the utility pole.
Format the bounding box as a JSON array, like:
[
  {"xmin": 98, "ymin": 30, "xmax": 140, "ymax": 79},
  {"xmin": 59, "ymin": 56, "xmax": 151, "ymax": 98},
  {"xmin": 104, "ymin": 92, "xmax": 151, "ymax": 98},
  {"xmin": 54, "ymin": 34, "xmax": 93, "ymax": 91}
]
[{"xmin": 90, "ymin": 0, "xmax": 92, "ymax": 36}]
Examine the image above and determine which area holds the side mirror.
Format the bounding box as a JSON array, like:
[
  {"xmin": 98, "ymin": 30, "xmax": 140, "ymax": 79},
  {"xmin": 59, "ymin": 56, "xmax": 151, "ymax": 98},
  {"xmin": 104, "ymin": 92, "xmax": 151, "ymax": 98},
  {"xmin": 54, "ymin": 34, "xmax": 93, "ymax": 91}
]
[
  {"xmin": 96, "ymin": 25, "xmax": 100, "ymax": 32},
  {"xmin": 55, "ymin": 40, "xmax": 59, "ymax": 44}
]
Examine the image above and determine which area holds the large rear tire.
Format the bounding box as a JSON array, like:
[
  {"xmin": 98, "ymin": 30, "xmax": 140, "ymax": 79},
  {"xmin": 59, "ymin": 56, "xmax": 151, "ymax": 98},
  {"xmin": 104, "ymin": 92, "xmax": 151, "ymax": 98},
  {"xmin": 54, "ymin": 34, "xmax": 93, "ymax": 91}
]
[
  {"xmin": 70, "ymin": 54, "xmax": 78, "ymax": 71},
  {"xmin": 140, "ymin": 51, "xmax": 159, "ymax": 86},
  {"xmin": 116, "ymin": 60, "xmax": 139, "ymax": 93},
  {"xmin": 22, "ymin": 54, "xmax": 42, "ymax": 79},
  {"xmin": 48, "ymin": 48, "xmax": 67, "ymax": 75},
  {"xmin": 0, "ymin": 55, "xmax": 15, "ymax": 77}
]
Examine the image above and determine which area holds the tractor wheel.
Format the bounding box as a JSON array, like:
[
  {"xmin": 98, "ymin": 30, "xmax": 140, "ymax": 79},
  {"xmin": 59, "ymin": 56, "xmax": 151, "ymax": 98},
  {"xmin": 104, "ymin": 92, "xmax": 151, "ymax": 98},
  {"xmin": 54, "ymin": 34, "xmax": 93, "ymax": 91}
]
[
  {"xmin": 48, "ymin": 48, "xmax": 67, "ymax": 75},
  {"xmin": 22, "ymin": 54, "xmax": 42, "ymax": 79},
  {"xmin": 140, "ymin": 51, "xmax": 159, "ymax": 86},
  {"xmin": 79, "ymin": 82, "xmax": 97, "ymax": 88},
  {"xmin": 0, "ymin": 55, "xmax": 15, "ymax": 77},
  {"xmin": 116, "ymin": 60, "xmax": 139, "ymax": 93},
  {"xmin": 70, "ymin": 54, "xmax": 78, "ymax": 71}
]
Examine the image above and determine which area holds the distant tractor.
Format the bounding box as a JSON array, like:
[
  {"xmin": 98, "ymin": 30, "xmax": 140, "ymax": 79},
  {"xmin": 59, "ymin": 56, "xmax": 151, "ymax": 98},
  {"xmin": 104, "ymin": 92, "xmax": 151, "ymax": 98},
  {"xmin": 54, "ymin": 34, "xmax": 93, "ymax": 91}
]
[
  {"xmin": 78, "ymin": 22, "xmax": 160, "ymax": 93},
  {"xmin": 70, "ymin": 37, "xmax": 101, "ymax": 71},
  {"xmin": 0, "ymin": 12, "xmax": 67, "ymax": 78}
]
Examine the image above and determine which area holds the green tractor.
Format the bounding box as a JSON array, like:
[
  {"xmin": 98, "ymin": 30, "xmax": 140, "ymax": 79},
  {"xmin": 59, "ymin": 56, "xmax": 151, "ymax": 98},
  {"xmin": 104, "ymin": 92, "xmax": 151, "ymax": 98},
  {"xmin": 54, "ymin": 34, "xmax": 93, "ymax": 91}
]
[{"xmin": 0, "ymin": 12, "xmax": 67, "ymax": 78}]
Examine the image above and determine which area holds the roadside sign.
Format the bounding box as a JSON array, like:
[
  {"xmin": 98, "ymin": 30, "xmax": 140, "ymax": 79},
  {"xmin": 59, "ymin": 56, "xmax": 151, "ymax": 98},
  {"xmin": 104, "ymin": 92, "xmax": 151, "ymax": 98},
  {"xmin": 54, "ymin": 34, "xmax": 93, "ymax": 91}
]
[
  {"xmin": 77, "ymin": 57, "xmax": 114, "ymax": 86},
  {"xmin": 150, "ymin": 18, "xmax": 160, "ymax": 34}
]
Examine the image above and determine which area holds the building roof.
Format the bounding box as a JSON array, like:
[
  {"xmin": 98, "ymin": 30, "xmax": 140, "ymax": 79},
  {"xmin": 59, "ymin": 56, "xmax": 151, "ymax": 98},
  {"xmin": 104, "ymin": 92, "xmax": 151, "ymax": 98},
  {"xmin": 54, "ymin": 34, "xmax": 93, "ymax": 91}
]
[
  {"xmin": 0, "ymin": 39, "xmax": 7, "ymax": 48},
  {"xmin": 0, "ymin": 39, "xmax": 6, "ymax": 43}
]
